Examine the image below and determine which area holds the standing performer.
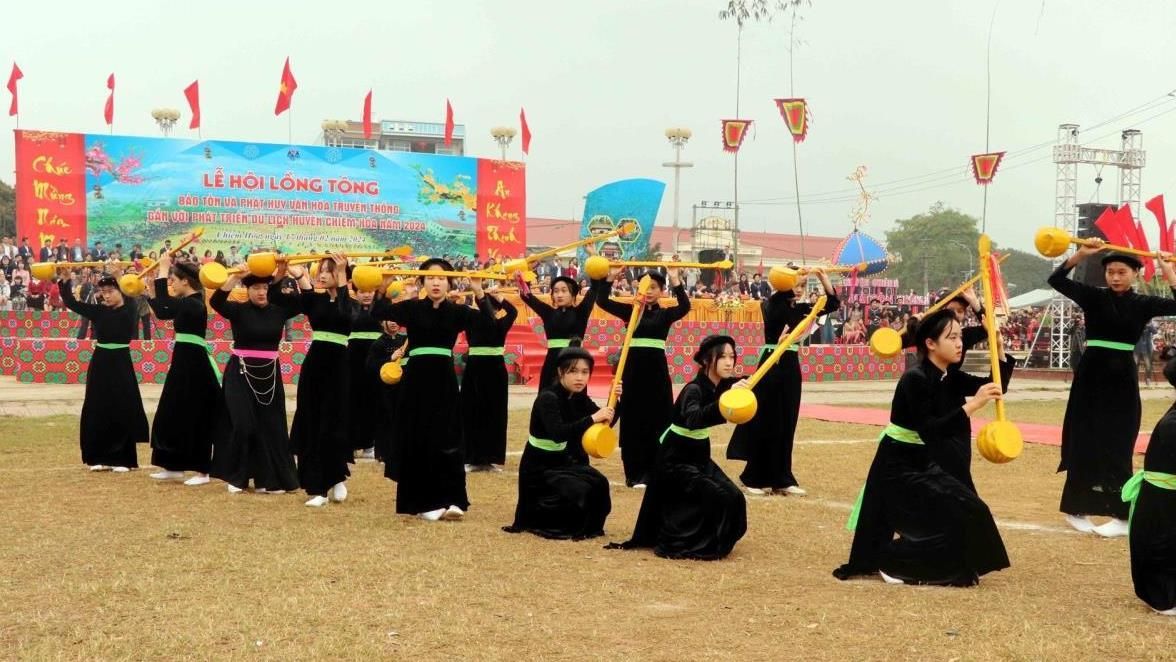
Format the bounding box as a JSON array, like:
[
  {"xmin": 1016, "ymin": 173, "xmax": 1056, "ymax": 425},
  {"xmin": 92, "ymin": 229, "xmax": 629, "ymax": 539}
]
[
  {"xmin": 209, "ymin": 266, "xmax": 304, "ymax": 494},
  {"xmin": 1049, "ymin": 243, "xmax": 1176, "ymax": 537},
  {"xmin": 591, "ymin": 267, "xmax": 691, "ymax": 488},
  {"xmin": 607, "ymin": 335, "xmax": 749, "ymax": 560},
  {"xmin": 833, "ymin": 310, "xmax": 1012, "ymax": 586},
  {"xmin": 461, "ymin": 290, "xmax": 518, "ymax": 472},
  {"xmin": 727, "ymin": 268, "xmax": 839, "ymax": 496},
  {"xmin": 347, "ymin": 280, "xmax": 384, "ymax": 460},
  {"xmin": 59, "ymin": 271, "xmax": 149, "ymax": 472},
  {"xmin": 143, "ymin": 252, "xmax": 221, "ymax": 485},
  {"xmin": 289, "ymin": 254, "xmax": 353, "ymax": 507},
  {"xmin": 1124, "ymin": 356, "xmax": 1176, "ymax": 615},
  {"xmin": 517, "ymin": 273, "xmax": 598, "ymax": 390},
  {"xmin": 366, "ymin": 320, "xmax": 407, "ymax": 466},
  {"xmin": 371, "ymin": 259, "xmax": 492, "ymax": 521},
  {"xmin": 504, "ymin": 339, "xmax": 616, "ymax": 539}
]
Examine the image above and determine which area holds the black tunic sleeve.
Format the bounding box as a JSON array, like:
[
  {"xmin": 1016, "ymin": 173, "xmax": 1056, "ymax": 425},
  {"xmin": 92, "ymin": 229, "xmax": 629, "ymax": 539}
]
[
  {"xmin": 1142, "ymin": 289, "xmax": 1176, "ymax": 319},
  {"xmin": 962, "ymin": 325, "xmax": 989, "ymax": 351},
  {"xmin": 496, "ymin": 297, "xmax": 518, "ymax": 331},
  {"xmin": 534, "ymin": 390, "xmax": 596, "ymax": 441},
  {"xmin": 519, "ymin": 291, "xmax": 553, "ymax": 324},
  {"xmin": 898, "ymin": 370, "xmax": 971, "ymax": 445},
  {"xmin": 574, "ymin": 282, "xmax": 598, "ymax": 325},
  {"xmin": 676, "ymin": 383, "xmax": 730, "ymax": 430},
  {"xmin": 591, "ymin": 279, "xmax": 634, "ymax": 321},
  {"xmin": 146, "ymin": 278, "xmax": 179, "ymax": 320},
  {"xmin": 1048, "ymin": 263, "xmax": 1096, "ymax": 309},
  {"xmin": 664, "ymin": 284, "xmax": 692, "ymax": 323},
  {"xmin": 59, "ymin": 278, "xmax": 101, "ymax": 319},
  {"xmin": 209, "ymin": 288, "xmax": 240, "ymax": 321},
  {"xmin": 371, "ymin": 298, "xmax": 413, "ymax": 326},
  {"xmin": 952, "ymin": 354, "xmax": 1015, "ymax": 396}
]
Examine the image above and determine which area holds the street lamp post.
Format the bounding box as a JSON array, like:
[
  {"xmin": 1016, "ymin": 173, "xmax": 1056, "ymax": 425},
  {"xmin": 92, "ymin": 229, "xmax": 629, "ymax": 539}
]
[
  {"xmin": 662, "ymin": 128, "xmax": 693, "ymax": 255},
  {"xmin": 151, "ymin": 108, "xmax": 181, "ymax": 137},
  {"xmin": 321, "ymin": 120, "xmax": 348, "ymax": 147},
  {"xmin": 490, "ymin": 126, "xmax": 517, "ymax": 161}
]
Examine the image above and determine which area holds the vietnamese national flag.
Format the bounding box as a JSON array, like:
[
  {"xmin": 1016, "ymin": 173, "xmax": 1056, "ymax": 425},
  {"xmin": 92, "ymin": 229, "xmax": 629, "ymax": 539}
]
[
  {"xmin": 362, "ymin": 90, "xmax": 373, "ymax": 139},
  {"xmin": 184, "ymin": 80, "xmax": 201, "ymax": 129},
  {"xmin": 104, "ymin": 73, "xmax": 115, "ymax": 125},
  {"xmin": 520, "ymin": 107, "xmax": 532, "ymax": 155},
  {"xmin": 444, "ymin": 99, "xmax": 454, "ymax": 146},
  {"xmin": 274, "ymin": 57, "xmax": 297, "ymax": 116},
  {"xmin": 6, "ymin": 62, "xmax": 22, "ymax": 116}
]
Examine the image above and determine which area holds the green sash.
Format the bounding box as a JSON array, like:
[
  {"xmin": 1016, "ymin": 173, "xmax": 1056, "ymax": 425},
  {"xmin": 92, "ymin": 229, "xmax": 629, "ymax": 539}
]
[
  {"xmin": 630, "ymin": 338, "xmax": 667, "ymax": 350},
  {"xmin": 846, "ymin": 423, "xmax": 924, "ymax": 531},
  {"xmin": 527, "ymin": 435, "xmax": 566, "ymax": 452},
  {"xmin": 95, "ymin": 343, "xmax": 129, "ymax": 350},
  {"xmin": 468, "ymin": 346, "xmax": 505, "ymax": 357},
  {"xmin": 174, "ymin": 332, "xmax": 222, "ymax": 384},
  {"xmin": 658, "ymin": 423, "xmax": 710, "ymax": 443},
  {"xmin": 312, "ymin": 330, "xmax": 349, "ymax": 347},
  {"xmin": 1086, "ymin": 339, "xmax": 1134, "ymax": 352},
  {"xmin": 762, "ymin": 343, "xmax": 799, "ymax": 353},
  {"xmin": 547, "ymin": 339, "xmax": 571, "ymax": 349},
  {"xmin": 348, "ymin": 331, "xmax": 382, "ymax": 341},
  {"xmin": 409, "ymin": 347, "xmax": 453, "ymax": 358},
  {"xmin": 1121, "ymin": 470, "xmax": 1176, "ymax": 528}
]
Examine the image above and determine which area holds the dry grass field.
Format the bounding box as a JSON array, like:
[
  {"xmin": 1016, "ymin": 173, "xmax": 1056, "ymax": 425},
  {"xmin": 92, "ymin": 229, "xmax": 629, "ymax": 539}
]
[{"xmin": 1, "ymin": 411, "xmax": 1173, "ymax": 661}]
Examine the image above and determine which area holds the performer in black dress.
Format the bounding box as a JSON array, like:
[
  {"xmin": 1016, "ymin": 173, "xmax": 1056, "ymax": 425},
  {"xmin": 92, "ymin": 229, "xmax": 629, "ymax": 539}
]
[
  {"xmin": 608, "ymin": 335, "xmax": 749, "ymax": 560},
  {"xmin": 347, "ymin": 281, "xmax": 383, "ymax": 460},
  {"xmin": 1125, "ymin": 356, "xmax": 1176, "ymax": 615},
  {"xmin": 59, "ymin": 270, "xmax": 149, "ymax": 472},
  {"xmin": 289, "ymin": 254, "xmax": 353, "ymax": 507},
  {"xmin": 143, "ymin": 252, "xmax": 221, "ymax": 485},
  {"xmin": 1049, "ymin": 242, "xmax": 1176, "ymax": 537},
  {"xmin": 900, "ymin": 286, "xmax": 988, "ymax": 363},
  {"xmin": 371, "ymin": 258, "xmax": 493, "ymax": 521},
  {"xmin": 833, "ymin": 310, "xmax": 1012, "ymax": 586},
  {"xmin": 591, "ymin": 267, "xmax": 691, "ymax": 488},
  {"xmin": 727, "ymin": 268, "xmax": 839, "ymax": 496},
  {"xmin": 366, "ymin": 320, "xmax": 407, "ymax": 467},
  {"xmin": 209, "ymin": 265, "xmax": 304, "ymax": 494},
  {"xmin": 504, "ymin": 340, "xmax": 616, "ymax": 539},
  {"xmin": 517, "ymin": 274, "xmax": 597, "ymax": 389},
  {"xmin": 461, "ymin": 290, "xmax": 518, "ymax": 472}
]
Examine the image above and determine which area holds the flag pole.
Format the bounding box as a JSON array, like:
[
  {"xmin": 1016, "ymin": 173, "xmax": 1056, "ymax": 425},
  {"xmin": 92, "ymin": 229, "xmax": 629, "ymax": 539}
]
[{"xmin": 288, "ymin": 107, "xmax": 293, "ymax": 145}]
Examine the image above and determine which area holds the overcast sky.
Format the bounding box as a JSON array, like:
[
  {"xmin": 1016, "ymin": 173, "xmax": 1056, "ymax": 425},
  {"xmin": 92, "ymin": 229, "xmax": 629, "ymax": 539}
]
[{"xmin": 4, "ymin": 0, "xmax": 1176, "ymax": 253}]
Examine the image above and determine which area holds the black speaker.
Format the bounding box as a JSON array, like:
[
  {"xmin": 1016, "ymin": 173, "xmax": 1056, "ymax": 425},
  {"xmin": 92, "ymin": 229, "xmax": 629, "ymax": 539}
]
[
  {"xmin": 698, "ymin": 249, "xmax": 724, "ymax": 287},
  {"xmin": 1073, "ymin": 203, "xmax": 1116, "ymax": 288}
]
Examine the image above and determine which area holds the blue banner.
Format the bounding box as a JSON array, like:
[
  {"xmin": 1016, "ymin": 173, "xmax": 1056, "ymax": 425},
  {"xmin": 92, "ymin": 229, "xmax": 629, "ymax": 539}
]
[{"xmin": 575, "ymin": 178, "xmax": 665, "ymax": 264}]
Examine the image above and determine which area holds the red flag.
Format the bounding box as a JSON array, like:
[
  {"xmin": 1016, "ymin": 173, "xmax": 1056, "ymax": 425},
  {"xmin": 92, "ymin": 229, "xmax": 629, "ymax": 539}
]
[
  {"xmin": 104, "ymin": 73, "xmax": 115, "ymax": 125},
  {"xmin": 362, "ymin": 90, "xmax": 373, "ymax": 139},
  {"xmin": 970, "ymin": 151, "xmax": 1006, "ymax": 185},
  {"xmin": 721, "ymin": 119, "xmax": 752, "ymax": 153},
  {"xmin": 774, "ymin": 98, "xmax": 810, "ymax": 143},
  {"xmin": 1146, "ymin": 195, "xmax": 1172, "ymax": 253},
  {"xmin": 183, "ymin": 80, "xmax": 201, "ymax": 129},
  {"xmin": 988, "ymin": 253, "xmax": 1008, "ymax": 313},
  {"xmin": 444, "ymin": 99, "xmax": 454, "ymax": 146},
  {"xmin": 519, "ymin": 107, "xmax": 532, "ymax": 155},
  {"xmin": 274, "ymin": 57, "xmax": 297, "ymax": 116},
  {"xmin": 6, "ymin": 62, "xmax": 22, "ymax": 116}
]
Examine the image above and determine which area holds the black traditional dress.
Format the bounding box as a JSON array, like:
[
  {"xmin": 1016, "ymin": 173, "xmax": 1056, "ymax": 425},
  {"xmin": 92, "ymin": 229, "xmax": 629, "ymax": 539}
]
[
  {"xmin": 610, "ymin": 374, "xmax": 747, "ymax": 560},
  {"xmin": 288, "ymin": 289, "xmax": 352, "ymax": 497},
  {"xmin": 347, "ymin": 301, "xmax": 383, "ymax": 454},
  {"xmin": 209, "ymin": 285, "xmax": 301, "ymax": 491},
  {"xmin": 833, "ymin": 356, "xmax": 1013, "ymax": 586},
  {"xmin": 365, "ymin": 330, "xmax": 407, "ymax": 469},
  {"xmin": 1125, "ymin": 403, "xmax": 1176, "ymax": 612},
  {"xmin": 591, "ymin": 279, "xmax": 691, "ymax": 486},
  {"xmin": 727, "ymin": 290, "xmax": 840, "ymax": 490},
  {"xmin": 1049, "ymin": 263, "xmax": 1176, "ymax": 518},
  {"xmin": 518, "ymin": 288, "xmax": 597, "ymax": 389},
  {"xmin": 504, "ymin": 383, "xmax": 612, "ymax": 539},
  {"xmin": 372, "ymin": 295, "xmax": 492, "ymax": 514},
  {"xmin": 146, "ymin": 278, "xmax": 221, "ymax": 473},
  {"xmin": 60, "ymin": 279, "xmax": 149, "ymax": 468},
  {"xmin": 461, "ymin": 297, "xmax": 518, "ymax": 466}
]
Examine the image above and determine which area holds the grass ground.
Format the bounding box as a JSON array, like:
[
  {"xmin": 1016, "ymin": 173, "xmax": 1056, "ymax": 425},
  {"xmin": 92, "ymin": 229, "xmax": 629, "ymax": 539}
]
[{"xmin": 0, "ymin": 409, "xmax": 1171, "ymax": 661}]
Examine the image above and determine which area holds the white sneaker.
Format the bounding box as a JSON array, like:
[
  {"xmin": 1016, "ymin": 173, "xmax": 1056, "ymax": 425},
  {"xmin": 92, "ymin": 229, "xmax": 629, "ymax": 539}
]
[
  {"xmin": 745, "ymin": 486, "xmax": 767, "ymax": 496},
  {"xmin": 1154, "ymin": 607, "xmax": 1176, "ymax": 616},
  {"xmin": 780, "ymin": 485, "xmax": 807, "ymax": 496},
  {"xmin": 442, "ymin": 505, "xmax": 465, "ymax": 521},
  {"xmin": 358, "ymin": 448, "xmax": 375, "ymax": 461},
  {"xmin": 331, "ymin": 482, "xmax": 348, "ymax": 503},
  {"xmin": 1065, "ymin": 514, "xmax": 1097, "ymax": 533},
  {"xmin": 89, "ymin": 465, "xmax": 110, "ymax": 472},
  {"xmin": 488, "ymin": 464, "xmax": 503, "ymax": 473},
  {"xmin": 111, "ymin": 466, "xmax": 131, "ymax": 473},
  {"xmin": 150, "ymin": 470, "xmax": 184, "ymax": 481},
  {"xmin": 1094, "ymin": 518, "xmax": 1129, "ymax": 538},
  {"xmin": 227, "ymin": 484, "xmax": 244, "ymax": 494},
  {"xmin": 419, "ymin": 508, "xmax": 445, "ymax": 521},
  {"xmin": 183, "ymin": 475, "xmax": 210, "ymax": 486},
  {"xmin": 304, "ymin": 495, "xmax": 329, "ymax": 508},
  {"xmin": 464, "ymin": 464, "xmax": 476, "ymax": 473},
  {"xmin": 879, "ymin": 570, "xmax": 906, "ymax": 585},
  {"xmin": 632, "ymin": 483, "xmax": 647, "ymax": 490}
]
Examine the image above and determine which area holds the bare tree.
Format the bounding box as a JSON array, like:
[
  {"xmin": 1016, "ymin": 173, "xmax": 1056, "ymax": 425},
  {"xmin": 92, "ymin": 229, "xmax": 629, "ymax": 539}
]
[{"xmin": 718, "ymin": 0, "xmax": 808, "ymax": 25}]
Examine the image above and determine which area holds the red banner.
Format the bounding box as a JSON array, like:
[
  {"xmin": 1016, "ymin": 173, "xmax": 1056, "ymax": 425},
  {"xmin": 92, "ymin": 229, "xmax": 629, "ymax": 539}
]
[
  {"xmin": 475, "ymin": 159, "xmax": 527, "ymax": 261},
  {"xmin": 14, "ymin": 130, "xmax": 88, "ymax": 248}
]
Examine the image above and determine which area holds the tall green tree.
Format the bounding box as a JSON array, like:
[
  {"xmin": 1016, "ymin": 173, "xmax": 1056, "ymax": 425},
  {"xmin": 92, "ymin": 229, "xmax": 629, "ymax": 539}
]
[
  {"xmin": 884, "ymin": 202, "xmax": 1052, "ymax": 297},
  {"xmin": 0, "ymin": 179, "xmax": 14, "ymax": 238}
]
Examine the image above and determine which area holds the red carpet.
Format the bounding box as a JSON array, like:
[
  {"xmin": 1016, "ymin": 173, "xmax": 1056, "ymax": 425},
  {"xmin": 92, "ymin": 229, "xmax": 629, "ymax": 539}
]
[{"xmin": 798, "ymin": 404, "xmax": 1150, "ymax": 454}]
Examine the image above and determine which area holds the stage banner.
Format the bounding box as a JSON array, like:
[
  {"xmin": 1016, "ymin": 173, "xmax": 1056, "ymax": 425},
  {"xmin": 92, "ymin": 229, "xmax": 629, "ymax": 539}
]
[
  {"xmin": 13, "ymin": 130, "xmax": 525, "ymax": 258},
  {"xmin": 575, "ymin": 178, "xmax": 665, "ymax": 264}
]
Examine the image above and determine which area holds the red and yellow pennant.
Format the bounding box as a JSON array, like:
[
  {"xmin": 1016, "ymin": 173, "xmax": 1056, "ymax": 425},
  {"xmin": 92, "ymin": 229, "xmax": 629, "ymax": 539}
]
[
  {"xmin": 970, "ymin": 151, "xmax": 1005, "ymax": 185},
  {"xmin": 774, "ymin": 98, "xmax": 809, "ymax": 143},
  {"xmin": 988, "ymin": 252, "xmax": 1010, "ymax": 315},
  {"xmin": 721, "ymin": 119, "xmax": 752, "ymax": 153}
]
